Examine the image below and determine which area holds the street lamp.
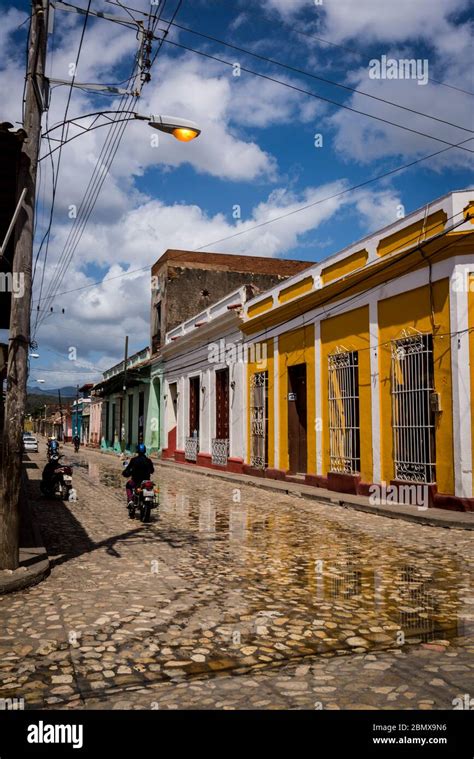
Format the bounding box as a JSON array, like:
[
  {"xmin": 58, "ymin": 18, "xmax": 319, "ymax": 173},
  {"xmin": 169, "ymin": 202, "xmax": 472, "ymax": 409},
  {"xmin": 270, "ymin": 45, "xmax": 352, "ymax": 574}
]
[
  {"xmin": 41, "ymin": 111, "xmax": 201, "ymax": 160},
  {"xmin": 139, "ymin": 114, "xmax": 201, "ymax": 142}
]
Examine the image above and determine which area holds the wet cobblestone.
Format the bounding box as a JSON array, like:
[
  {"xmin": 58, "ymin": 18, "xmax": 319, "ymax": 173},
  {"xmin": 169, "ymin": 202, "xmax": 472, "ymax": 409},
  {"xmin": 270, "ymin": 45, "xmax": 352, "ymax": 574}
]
[{"xmin": 0, "ymin": 443, "xmax": 472, "ymax": 710}]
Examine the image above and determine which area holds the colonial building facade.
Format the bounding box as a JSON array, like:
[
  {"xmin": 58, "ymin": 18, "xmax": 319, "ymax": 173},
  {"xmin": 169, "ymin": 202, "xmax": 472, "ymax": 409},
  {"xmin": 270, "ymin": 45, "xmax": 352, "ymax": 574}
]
[
  {"xmin": 148, "ymin": 249, "xmax": 313, "ymax": 454},
  {"xmin": 161, "ymin": 286, "xmax": 254, "ymax": 472},
  {"xmin": 240, "ymin": 190, "xmax": 474, "ymax": 511}
]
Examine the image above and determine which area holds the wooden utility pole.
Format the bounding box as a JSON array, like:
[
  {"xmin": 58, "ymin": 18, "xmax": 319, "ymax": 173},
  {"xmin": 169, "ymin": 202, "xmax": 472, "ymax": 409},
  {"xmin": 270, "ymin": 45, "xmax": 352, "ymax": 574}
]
[
  {"xmin": 0, "ymin": 1, "xmax": 48, "ymax": 569},
  {"xmin": 58, "ymin": 389, "xmax": 63, "ymax": 441}
]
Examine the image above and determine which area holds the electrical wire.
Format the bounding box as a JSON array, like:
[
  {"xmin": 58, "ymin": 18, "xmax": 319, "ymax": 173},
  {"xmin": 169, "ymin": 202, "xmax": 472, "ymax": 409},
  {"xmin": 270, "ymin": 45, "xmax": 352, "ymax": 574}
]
[
  {"xmin": 33, "ymin": 0, "xmax": 93, "ymax": 336},
  {"xmin": 209, "ymin": 0, "xmax": 474, "ymax": 98},
  {"xmin": 30, "ymin": 134, "xmax": 474, "ymax": 307},
  {"xmin": 35, "ymin": 0, "xmax": 183, "ymax": 332},
  {"xmin": 155, "ymin": 18, "xmax": 473, "ymax": 135},
  {"xmin": 158, "ymin": 37, "xmax": 474, "ymax": 154},
  {"xmin": 157, "ymin": 217, "xmax": 474, "ymax": 377}
]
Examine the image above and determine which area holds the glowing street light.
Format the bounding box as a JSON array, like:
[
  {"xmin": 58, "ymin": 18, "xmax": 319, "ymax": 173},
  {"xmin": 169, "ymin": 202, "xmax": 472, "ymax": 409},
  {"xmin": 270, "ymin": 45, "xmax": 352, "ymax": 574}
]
[{"xmin": 135, "ymin": 114, "xmax": 201, "ymax": 142}]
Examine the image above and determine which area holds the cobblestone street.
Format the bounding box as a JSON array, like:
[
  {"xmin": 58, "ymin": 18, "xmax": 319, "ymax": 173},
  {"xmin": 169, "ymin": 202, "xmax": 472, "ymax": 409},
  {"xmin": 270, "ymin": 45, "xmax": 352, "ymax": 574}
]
[{"xmin": 0, "ymin": 443, "xmax": 473, "ymax": 710}]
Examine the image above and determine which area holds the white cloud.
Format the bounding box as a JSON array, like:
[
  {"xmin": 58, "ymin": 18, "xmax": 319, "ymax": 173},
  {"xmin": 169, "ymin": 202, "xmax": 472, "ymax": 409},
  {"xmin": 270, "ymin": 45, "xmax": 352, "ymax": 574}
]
[
  {"xmin": 32, "ymin": 181, "xmax": 402, "ymax": 386},
  {"xmin": 326, "ymin": 63, "xmax": 474, "ymax": 169}
]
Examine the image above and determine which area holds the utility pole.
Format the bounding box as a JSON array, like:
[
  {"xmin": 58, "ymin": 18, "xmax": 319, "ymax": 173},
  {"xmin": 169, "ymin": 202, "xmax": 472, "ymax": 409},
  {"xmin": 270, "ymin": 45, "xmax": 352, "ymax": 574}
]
[
  {"xmin": 0, "ymin": 1, "xmax": 48, "ymax": 569},
  {"xmin": 58, "ymin": 388, "xmax": 63, "ymax": 441},
  {"xmin": 121, "ymin": 335, "xmax": 128, "ymax": 452},
  {"xmin": 75, "ymin": 384, "xmax": 79, "ymax": 440}
]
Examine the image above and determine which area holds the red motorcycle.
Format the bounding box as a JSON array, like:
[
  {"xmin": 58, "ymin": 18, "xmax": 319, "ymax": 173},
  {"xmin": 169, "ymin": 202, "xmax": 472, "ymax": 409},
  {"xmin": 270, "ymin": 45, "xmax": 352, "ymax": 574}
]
[{"xmin": 128, "ymin": 480, "xmax": 158, "ymax": 522}]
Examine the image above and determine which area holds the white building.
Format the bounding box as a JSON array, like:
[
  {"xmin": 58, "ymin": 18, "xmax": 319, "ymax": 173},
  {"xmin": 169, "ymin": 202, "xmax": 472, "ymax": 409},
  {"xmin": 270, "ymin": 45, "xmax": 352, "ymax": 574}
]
[{"xmin": 161, "ymin": 286, "xmax": 259, "ymax": 473}]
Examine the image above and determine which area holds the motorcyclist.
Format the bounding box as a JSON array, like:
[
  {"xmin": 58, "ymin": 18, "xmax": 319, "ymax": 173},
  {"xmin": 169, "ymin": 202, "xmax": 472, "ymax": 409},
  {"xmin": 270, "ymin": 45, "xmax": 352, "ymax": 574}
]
[
  {"xmin": 47, "ymin": 437, "xmax": 59, "ymax": 457},
  {"xmin": 41, "ymin": 453, "xmax": 60, "ymax": 494},
  {"xmin": 122, "ymin": 443, "xmax": 154, "ymax": 508}
]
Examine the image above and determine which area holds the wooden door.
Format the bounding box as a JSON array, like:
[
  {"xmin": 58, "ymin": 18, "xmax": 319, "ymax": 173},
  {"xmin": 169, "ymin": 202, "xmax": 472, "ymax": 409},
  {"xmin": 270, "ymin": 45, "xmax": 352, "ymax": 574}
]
[
  {"xmin": 215, "ymin": 368, "xmax": 229, "ymax": 439},
  {"xmin": 189, "ymin": 376, "xmax": 200, "ymax": 437},
  {"xmin": 288, "ymin": 364, "xmax": 307, "ymax": 474}
]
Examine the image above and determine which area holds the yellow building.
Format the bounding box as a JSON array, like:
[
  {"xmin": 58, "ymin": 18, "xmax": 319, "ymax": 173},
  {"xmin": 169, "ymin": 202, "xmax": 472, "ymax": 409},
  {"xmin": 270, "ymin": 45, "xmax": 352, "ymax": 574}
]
[{"xmin": 242, "ymin": 191, "xmax": 474, "ymax": 512}]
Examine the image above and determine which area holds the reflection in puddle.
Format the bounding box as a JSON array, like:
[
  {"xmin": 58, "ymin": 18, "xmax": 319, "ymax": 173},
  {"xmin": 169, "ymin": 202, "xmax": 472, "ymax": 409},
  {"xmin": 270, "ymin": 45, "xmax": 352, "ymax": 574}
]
[{"xmin": 74, "ymin": 457, "xmax": 472, "ymax": 670}]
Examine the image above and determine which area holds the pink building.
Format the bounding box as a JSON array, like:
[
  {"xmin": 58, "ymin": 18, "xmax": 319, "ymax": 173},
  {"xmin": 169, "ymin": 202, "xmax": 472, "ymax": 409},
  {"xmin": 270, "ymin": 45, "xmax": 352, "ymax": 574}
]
[{"xmin": 88, "ymin": 396, "xmax": 103, "ymax": 448}]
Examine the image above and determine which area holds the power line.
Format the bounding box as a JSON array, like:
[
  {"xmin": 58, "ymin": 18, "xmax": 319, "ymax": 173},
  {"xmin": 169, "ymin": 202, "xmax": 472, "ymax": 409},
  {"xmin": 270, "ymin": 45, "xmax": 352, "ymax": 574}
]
[
  {"xmin": 155, "ymin": 18, "xmax": 473, "ymax": 135},
  {"xmin": 35, "ymin": 25, "xmax": 146, "ymax": 332},
  {"xmin": 33, "ymin": 0, "xmax": 93, "ymax": 336},
  {"xmin": 34, "ymin": 0, "xmax": 183, "ymax": 331},
  {"xmin": 209, "ymin": 0, "xmax": 474, "ymax": 98},
  {"xmin": 30, "ymin": 135, "xmax": 474, "ymax": 305},
  {"xmin": 159, "ymin": 221, "xmax": 474, "ymax": 379},
  {"xmin": 159, "ymin": 37, "xmax": 474, "ymax": 154}
]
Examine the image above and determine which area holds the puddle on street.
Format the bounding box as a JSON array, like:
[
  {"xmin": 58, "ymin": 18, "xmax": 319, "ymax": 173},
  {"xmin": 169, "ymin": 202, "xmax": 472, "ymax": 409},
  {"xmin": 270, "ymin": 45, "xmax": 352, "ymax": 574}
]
[{"xmin": 69, "ymin": 457, "xmax": 473, "ymax": 678}]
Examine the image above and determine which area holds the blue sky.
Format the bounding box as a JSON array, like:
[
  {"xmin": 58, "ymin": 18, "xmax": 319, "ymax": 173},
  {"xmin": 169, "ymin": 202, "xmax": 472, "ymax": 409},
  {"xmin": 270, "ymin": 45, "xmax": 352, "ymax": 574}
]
[{"xmin": 1, "ymin": 0, "xmax": 473, "ymax": 386}]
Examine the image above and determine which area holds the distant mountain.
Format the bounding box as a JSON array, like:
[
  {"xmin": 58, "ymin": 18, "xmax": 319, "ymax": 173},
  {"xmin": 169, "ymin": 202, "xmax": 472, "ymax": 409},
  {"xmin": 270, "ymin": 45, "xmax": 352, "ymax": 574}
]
[{"xmin": 27, "ymin": 385, "xmax": 77, "ymax": 398}]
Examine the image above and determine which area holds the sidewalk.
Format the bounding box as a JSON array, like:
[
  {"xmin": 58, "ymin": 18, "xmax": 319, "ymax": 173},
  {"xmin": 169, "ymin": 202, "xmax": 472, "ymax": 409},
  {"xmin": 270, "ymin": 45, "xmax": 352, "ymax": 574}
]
[
  {"xmin": 0, "ymin": 470, "xmax": 50, "ymax": 594},
  {"xmin": 155, "ymin": 458, "xmax": 474, "ymax": 531}
]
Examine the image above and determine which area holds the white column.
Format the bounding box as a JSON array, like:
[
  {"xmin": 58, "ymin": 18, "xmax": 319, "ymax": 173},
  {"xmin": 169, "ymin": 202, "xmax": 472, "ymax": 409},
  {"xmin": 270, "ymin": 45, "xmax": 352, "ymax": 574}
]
[
  {"xmin": 314, "ymin": 321, "xmax": 322, "ymax": 475},
  {"xmin": 230, "ymin": 361, "xmax": 244, "ymax": 459},
  {"xmin": 242, "ymin": 354, "xmax": 248, "ymax": 464},
  {"xmin": 369, "ymin": 298, "xmax": 381, "ymax": 484},
  {"xmin": 178, "ymin": 376, "xmax": 186, "ymax": 450},
  {"xmin": 204, "ymin": 368, "xmax": 212, "ymax": 455},
  {"xmin": 273, "ymin": 336, "xmax": 279, "ymax": 469},
  {"xmin": 449, "ymin": 265, "xmax": 472, "ymax": 498}
]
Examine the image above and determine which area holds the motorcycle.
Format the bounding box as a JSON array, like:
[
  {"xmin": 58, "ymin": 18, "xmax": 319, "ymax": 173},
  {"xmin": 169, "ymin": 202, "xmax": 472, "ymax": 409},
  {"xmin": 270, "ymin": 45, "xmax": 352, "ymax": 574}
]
[
  {"xmin": 46, "ymin": 442, "xmax": 60, "ymax": 462},
  {"xmin": 40, "ymin": 456, "xmax": 74, "ymax": 500},
  {"xmin": 128, "ymin": 480, "xmax": 159, "ymax": 522},
  {"xmin": 73, "ymin": 440, "xmax": 80, "ymax": 453}
]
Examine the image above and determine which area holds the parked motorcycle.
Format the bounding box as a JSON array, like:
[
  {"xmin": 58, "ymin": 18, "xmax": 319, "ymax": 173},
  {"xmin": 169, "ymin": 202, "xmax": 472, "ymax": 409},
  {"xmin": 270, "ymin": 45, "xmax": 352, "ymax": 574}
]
[
  {"xmin": 128, "ymin": 480, "xmax": 159, "ymax": 522},
  {"xmin": 40, "ymin": 455, "xmax": 74, "ymax": 500}
]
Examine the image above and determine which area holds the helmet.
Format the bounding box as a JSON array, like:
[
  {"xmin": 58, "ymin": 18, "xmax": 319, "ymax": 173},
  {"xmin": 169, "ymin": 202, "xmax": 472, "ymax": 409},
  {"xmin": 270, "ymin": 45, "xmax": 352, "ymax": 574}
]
[
  {"xmin": 136, "ymin": 443, "xmax": 146, "ymax": 454},
  {"xmin": 50, "ymin": 453, "xmax": 59, "ymax": 462}
]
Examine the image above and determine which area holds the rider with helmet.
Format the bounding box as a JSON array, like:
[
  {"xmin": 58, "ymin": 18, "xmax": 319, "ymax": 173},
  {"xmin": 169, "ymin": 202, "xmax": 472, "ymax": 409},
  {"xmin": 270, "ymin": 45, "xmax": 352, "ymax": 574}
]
[
  {"xmin": 47, "ymin": 436, "xmax": 59, "ymax": 458},
  {"xmin": 122, "ymin": 443, "xmax": 154, "ymax": 508}
]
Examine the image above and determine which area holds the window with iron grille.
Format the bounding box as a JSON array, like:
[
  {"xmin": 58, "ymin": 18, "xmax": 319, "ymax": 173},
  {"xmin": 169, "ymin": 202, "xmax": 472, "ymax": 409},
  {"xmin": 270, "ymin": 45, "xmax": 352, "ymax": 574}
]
[
  {"xmin": 328, "ymin": 350, "xmax": 360, "ymax": 474},
  {"xmin": 391, "ymin": 332, "xmax": 436, "ymax": 484},
  {"xmin": 250, "ymin": 371, "xmax": 268, "ymax": 469}
]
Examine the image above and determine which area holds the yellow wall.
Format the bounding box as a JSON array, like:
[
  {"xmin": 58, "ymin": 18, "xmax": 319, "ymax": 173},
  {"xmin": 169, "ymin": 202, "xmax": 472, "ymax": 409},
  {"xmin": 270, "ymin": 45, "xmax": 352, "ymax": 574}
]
[
  {"xmin": 320, "ymin": 306, "xmax": 372, "ymax": 481},
  {"xmin": 321, "ymin": 249, "xmax": 368, "ymax": 285},
  {"xmin": 247, "ymin": 339, "xmax": 274, "ymax": 468},
  {"xmin": 278, "ymin": 325, "xmax": 316, "ymax": 473},
  {"xmin": 278, "ymin": 276, "xmax": 313, "ymax": 304},
  {"xmin": 247, "ymin": 296, "xmax": 273, "ymax": 318},
  {"xmin": 378, "ymin": 279, "xmax": 454, "ymax": 493},
  {"xmin": 377, "ymin": 210, "xmax": 447, "ymax": 258},
  {"xmin": 469, "ymin": 275, "xmax": 474, "ymax": 496}
]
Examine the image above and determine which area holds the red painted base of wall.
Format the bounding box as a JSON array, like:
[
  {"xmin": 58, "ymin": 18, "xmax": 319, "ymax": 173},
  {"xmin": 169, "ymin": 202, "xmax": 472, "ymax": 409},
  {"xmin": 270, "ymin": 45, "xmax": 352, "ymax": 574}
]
[
  {"xmin": 163, "ymin": 451, "xmax": 244, "ymax": 475},
  {"xmin": 265, "ymin": 468, "xmax": 286, "ymax": 481},
  {"xmin": 242, "ymin": 465, "xmax": 266, "ymax": 478},
  {"xmin": 159, "ymin": 454, "xmax": 474, "ymax": 513},
  {"xmin": 434, "ymin": 493, "xmax": 474, "ymax": 512},
  {"xmin": 327, "ymin": 472, "xmax": 361, "ymax": 495}
]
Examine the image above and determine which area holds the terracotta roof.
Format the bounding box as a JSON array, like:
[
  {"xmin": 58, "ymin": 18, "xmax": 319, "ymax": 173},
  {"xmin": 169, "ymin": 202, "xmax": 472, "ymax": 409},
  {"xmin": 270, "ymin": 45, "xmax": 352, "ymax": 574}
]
[{"xmin": 151, "ymin": 249, "xmax": 313, "ymax": 277}]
